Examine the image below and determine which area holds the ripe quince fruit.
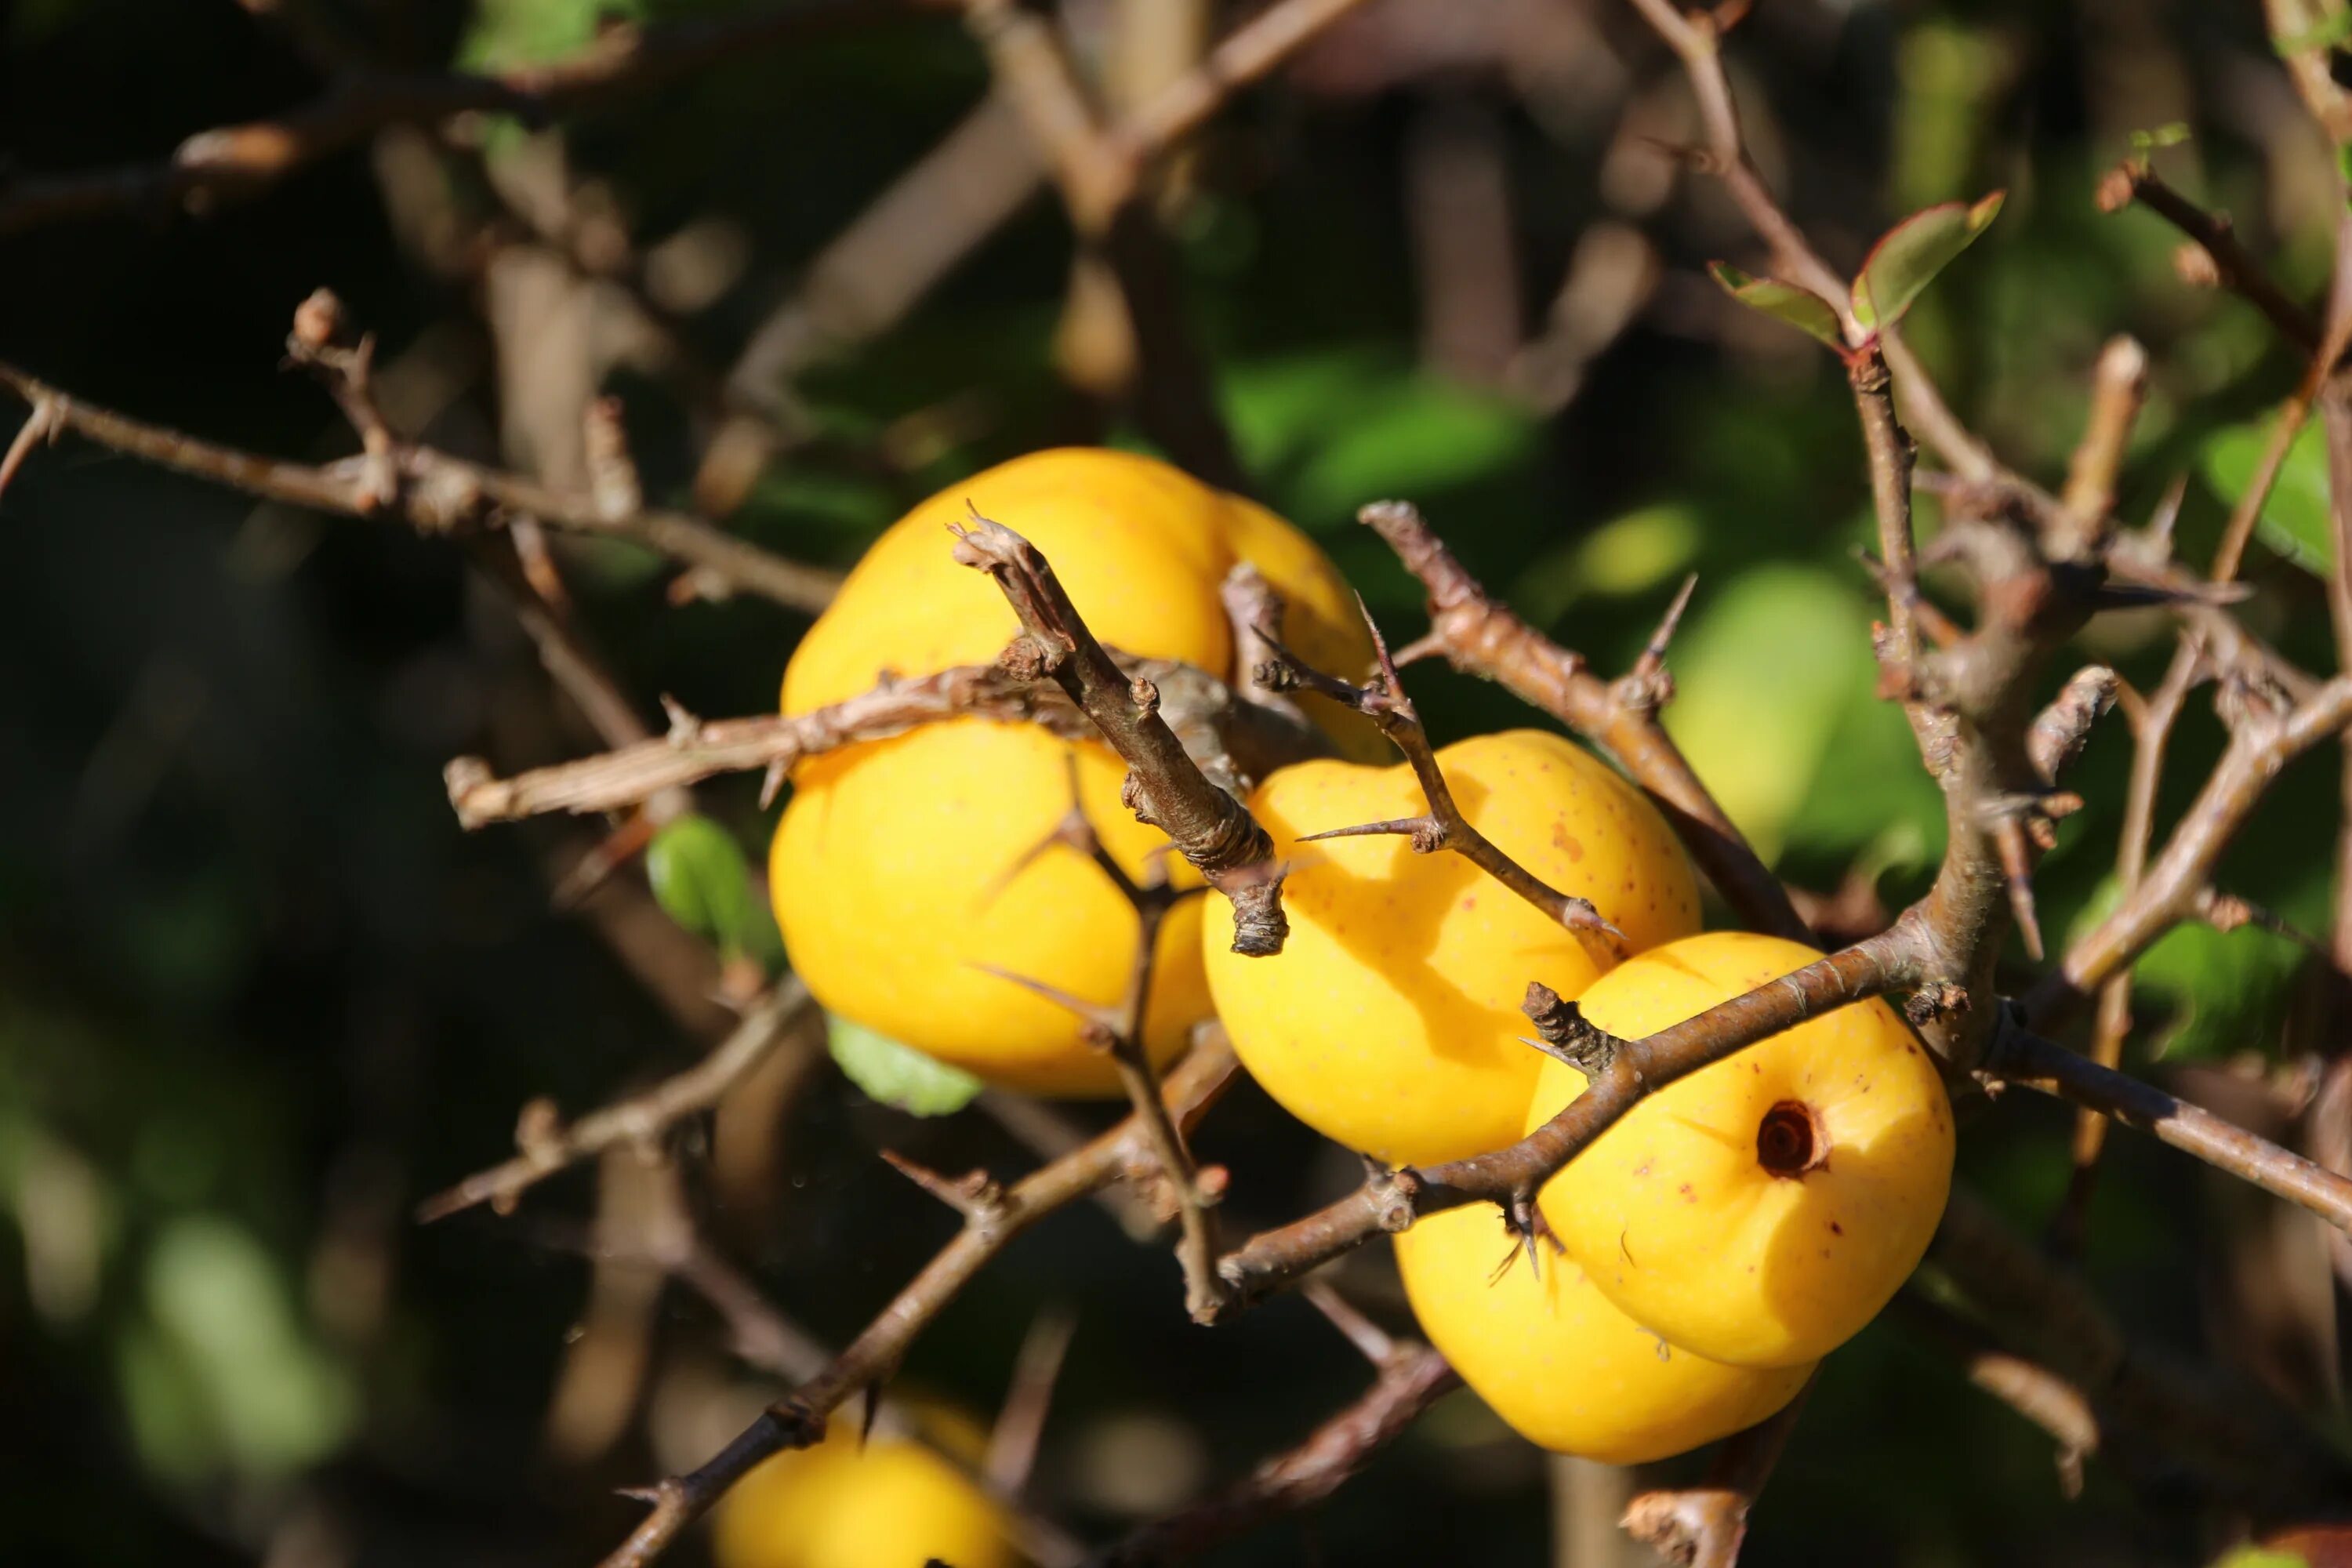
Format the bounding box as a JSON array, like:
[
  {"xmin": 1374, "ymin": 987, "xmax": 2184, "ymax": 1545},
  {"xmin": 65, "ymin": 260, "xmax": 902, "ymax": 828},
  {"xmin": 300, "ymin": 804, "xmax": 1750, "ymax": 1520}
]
[
  {"xmin": 713, "ymin": 1414, "xmax": 1018, "ymax": 1568},
  {"xmin": 1203, "ymin": 730, "xmax": 1700, "ymax": 1164},
  {"xmin": 1396, "ymin": 1202, "xmax": 1812, "ymax": 1463},
  {"xmin": 771, "ymin": 448, "xmax": 1373, "ymax": 1095},
  {"xmin": 1528, "ymin": 930, "xmax": 1955, "ymax": 1369}
]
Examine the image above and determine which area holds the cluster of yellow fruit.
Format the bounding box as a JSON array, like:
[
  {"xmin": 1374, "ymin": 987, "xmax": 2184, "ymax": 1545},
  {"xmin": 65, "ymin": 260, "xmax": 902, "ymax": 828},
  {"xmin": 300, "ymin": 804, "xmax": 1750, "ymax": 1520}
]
[{"xmin": 762, "ymin": 448, "xmax": 1956, "ymax": 1527}]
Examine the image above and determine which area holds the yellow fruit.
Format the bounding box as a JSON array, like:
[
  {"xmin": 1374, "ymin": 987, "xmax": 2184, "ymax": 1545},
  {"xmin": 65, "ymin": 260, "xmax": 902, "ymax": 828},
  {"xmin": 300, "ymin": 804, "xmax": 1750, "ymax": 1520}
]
[
  {"xmin": 1529, "ymin": 931, "xmax": 1955, "ymax": 1369},
  {"xmin": 772, "ymin": 448, "xmax": 1373, "ymax": 1096},
  {"xmin": 1203, "ymin": 729, "xmax": 1700, "ymax": 1164},
  {"xmin": 1395, "ymin": 1202, "xmax": 1811, "ymax": 1463},
  {"xmin": 713, "ymin": 1423, "xmax": 1017, "ymax": 1568}
]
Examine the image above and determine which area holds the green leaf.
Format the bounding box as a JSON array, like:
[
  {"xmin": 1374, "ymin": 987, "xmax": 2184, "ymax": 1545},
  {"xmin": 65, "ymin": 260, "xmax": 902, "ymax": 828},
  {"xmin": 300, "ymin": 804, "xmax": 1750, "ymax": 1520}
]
[
  {"xmin": 827, "ymin": 1014, "xmax": 984, "ymax": 1116},
  {"xmin": 1223, "ymin": 348, "xmax": 1541, "ymax": 522},
  {"xmin": 1852, "ymin": 192, "xmax": 2005, "ymax": 331},
  {"xmin": 2199, "ymin": 416, "xmax": 2333, "ymax": 575},
  {"xmin": 2129, "ymin": 122, "xmax": 2193, "ymax": 153},
  {"xmin": 646, "ymin": 815, "xmax": 786, "ymax": 971},
  {"xmin": 459, "ymin": 0, "xmax": 645, "ymax": 70},
  {"xmin": 1707, "ymin": 263, "xmax": 1844, "ymax": 348}
]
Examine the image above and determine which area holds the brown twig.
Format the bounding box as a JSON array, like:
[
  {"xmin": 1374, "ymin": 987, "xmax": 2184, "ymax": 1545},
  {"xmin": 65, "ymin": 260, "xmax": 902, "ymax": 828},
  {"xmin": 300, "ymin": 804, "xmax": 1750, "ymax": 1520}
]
[
  {"xmin": 951, "ymin": 514, "xmax": 1287, "ymax": 955},
  {"xmin": 0, "ymin": 361, "xmax": 840, "ymax": 613},
  {"xmin": 416, "ymin": 980, "xmax": 811, "ymax": 1222},
  {"xmin": 595, "ymin": 1036, "xmax": 1239, "ymax": 1568},
  {"xmin": 1250, "ymin": 601, "xmax": 1625, "ymax": 963},
  {"xmin": 445, "ymin": 664, "xmax": 1086, "ymax": 827},
  {"xmin": 1357, "ymin": 499, "xmax": 1810, "ymax": 943},
  {"xmin": 1088, "ymin": 1342, "xmax": 1458, "ymax": 1566},
  {"xmin": 980, "ymin": 792, "xmax": 1229, "ymax": 1322},
  {"xmin": 1621, "ymin": 1377, "xmax": 1811, "ymax": 1568}
]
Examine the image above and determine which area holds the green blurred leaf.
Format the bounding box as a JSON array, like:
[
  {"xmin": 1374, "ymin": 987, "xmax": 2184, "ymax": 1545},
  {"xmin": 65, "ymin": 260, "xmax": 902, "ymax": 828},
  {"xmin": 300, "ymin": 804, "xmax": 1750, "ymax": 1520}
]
[
  {"xmin": 1708, "ymin": 263, "xmax": 1844, "ymax": 348},
  {"xmin": 827, "ymin": 1014, "xmax": 983, "ymax": 1116},
  {"xmin": 2198, "ymin": 416, "xmax": 2332, "ymax": 575},
  {"xmin": 2212, "ymin": 1551, "xmax": 2309, "ymax": 1568},
  {"xmin": 1662, "ymin": 566, "xmax": 1875, "ymax": 864},
  {"xmin": 1512, "ymin": 504, "xmax": 1703, "ymax": 626},
  {"xmin": 135, "ymin": 1217, "xmax": 357, "ymax": 1481},
  {"xmin": 2068, "ymin": 880, "xmax": 2308, "ymax": 1060},
  {"xmin": 1853, "ymin": 192, "xmax": 2005, "ymax": 331},
  {"xmin": 460, "ymin": 0, "xmax": 645, "ymax": 69},
  {"xmin": 2129, "ymin": 122, "xmax": 2192, "ymax": 153},
  {"xmin": 1225, "ymin": 349, "xmax": 1540, "ymax": 523},
  {"xmin": 647, "ymin": 814, "xmax": 786, "ymax": 971}
]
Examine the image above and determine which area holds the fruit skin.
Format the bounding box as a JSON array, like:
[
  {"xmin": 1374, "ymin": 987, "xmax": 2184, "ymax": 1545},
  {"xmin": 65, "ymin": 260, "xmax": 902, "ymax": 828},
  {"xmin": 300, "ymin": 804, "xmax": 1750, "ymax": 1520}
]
[
  {"xmin": 1529, "ymin": 931, "xmax": 1955, "ymax": 1370},
  {"xmin": 772, "ymin": 448, "xmax": 1374, "ymax": 1096},
  {"xmin": 1395, "ymin": 1202, "xmax": 1812, "ymax": 1463},
  {"xmin": 713, "ymin": 1422, "xmax": 1018, "ymax": 1568},
  {"xmin": 1203, "ymin": 729, "xmax": 1700, "ymax": 1164}
]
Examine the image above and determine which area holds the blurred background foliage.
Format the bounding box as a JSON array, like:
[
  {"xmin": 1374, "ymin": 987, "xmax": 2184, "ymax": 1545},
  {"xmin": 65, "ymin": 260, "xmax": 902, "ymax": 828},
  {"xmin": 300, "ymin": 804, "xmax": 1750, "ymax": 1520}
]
[{"xmin": 5, "ymin": 0, "xmax": 2352, "ymax": 1564}]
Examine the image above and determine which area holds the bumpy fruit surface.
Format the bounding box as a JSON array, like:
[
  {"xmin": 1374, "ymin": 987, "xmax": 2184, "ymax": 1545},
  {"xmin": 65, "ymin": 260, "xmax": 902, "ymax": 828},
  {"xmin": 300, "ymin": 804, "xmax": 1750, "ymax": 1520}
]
[
  {"xmin": 1396, "ymin": 1203, "xmax": 1812, "ymax": 1463},
  {"xmin": 772, "ymin": 448, "xmax": 1372, "ymax": 1095},
  {"xmin": 713, "ymin": 1421, "xmax": 1016, "ymax": 1568},
  {"xmin": 1529, "ymin": 931, "xmax": 1955, "ymax": 1369},
  {"xmin": 1203, "ymin": 729, "xmax": 1700, "ymax": 1163}
]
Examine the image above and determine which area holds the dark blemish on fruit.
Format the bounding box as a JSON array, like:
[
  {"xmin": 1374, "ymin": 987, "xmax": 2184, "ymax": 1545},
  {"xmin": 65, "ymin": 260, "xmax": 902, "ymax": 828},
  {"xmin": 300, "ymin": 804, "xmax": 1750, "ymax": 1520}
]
[{"xmin": 1828, "ymin": 1220, "xmax": 1844, "ymax": 1236}]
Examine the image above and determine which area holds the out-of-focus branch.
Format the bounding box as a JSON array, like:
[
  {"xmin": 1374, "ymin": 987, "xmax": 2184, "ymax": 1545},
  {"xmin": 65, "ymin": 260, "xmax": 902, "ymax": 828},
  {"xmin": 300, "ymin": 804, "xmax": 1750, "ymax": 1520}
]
[
  {"xmin": 1931, "ymin": 1189, "xmax": 2352, "ymax": 1513},
  {"xmin": 952, "ymin": 516, "xmax": 1289, "ymax": 955},
  {"xmin": 417, "ymin": 980, "xmax": 811, "ymax": 1222},
  {"xmin": 1621, "ymin": 1380, "xmax": 1810, "ymax": 1568},
  {"xmin": 1895, "ymin": 1294, "xmax": 2097, "ymax": 1497},
  {"xmin": 595, "ymin": 1036, "xmax": 1239, "ymax": 1568},
  {"xmin": 2097, "ymin": 162, "xmax": 2321, "ymax": 351},
  {"xmin": 0, "ymin": 361, "xmax": 840, "ymax": 613},
  {"xmin": 1359, "ymin": 499, "xmax": 1811, "ymax": 943},
  {"xmin": 0, "ymin": 2, "xmax": 952, "ymax": 235},
  {"xmin": 1089, "ymin": 1342, "xmax": 1458, "ymax": 1566}
]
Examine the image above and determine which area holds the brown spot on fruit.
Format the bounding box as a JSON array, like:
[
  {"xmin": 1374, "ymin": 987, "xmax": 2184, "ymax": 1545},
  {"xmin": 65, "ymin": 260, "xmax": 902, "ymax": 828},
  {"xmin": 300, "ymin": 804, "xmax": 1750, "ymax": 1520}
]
[
  {"xmin": 1552, "ymin": 822, "xmax": 1585, "ymax": 862},
  {"xmin": 1828, "ymin": 1220, "xmax": 1844, "ymax": 1236},
  {"xmin": 1755, "ymin": 1101, "xmax": 1827, "ymax": 1179}
]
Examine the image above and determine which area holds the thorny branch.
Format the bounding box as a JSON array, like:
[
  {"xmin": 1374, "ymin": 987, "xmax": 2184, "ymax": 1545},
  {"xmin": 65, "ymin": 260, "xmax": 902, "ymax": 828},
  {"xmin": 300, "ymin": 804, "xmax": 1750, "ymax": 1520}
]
[
  {"xmin": 980, "ymin": 793, "xmax": 1230, "ymax": 1323},
  {"xmin": 1358, "ymin": 499, "xmax": 1810, "ymax": 944},
  {"xmin": 952, "ymin": 514, "xmax": 1289, "ymax": 956},
  {"xmin": 416, "ymin": 980, "xmax": 812, "ymax": 1222},
  {"xmin": 1249, "ymin": 599, "xmax": 1625, "ymax": 963},
  {"xmin": 594, "ymin": 1036, "xmax": 1238, "ymax": 1568}
]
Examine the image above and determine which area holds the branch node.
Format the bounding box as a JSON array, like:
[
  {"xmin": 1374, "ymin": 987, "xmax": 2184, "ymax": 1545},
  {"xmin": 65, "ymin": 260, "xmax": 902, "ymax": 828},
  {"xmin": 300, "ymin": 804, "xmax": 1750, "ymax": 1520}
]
[{"xmin": 1521, "ymin": 980, "xmax": 1625, "ymax": 1076}]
